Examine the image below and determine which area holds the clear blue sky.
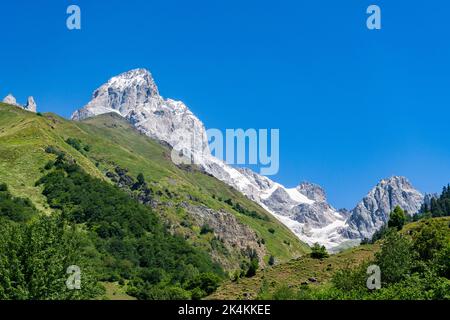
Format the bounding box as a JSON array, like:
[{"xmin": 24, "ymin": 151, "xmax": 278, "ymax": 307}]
[{"xmin": 1, "ymin": 0, "xmax": 449, "ymax": 209}]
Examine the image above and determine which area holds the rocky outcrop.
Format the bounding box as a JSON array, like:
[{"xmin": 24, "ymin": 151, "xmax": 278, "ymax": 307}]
[
  {"xmin": 296, "ymin": 182, "xmax": 327, "ymax": 202},
  {"xmin": 2, "ymin": 94, "xmax": 37, "ymax": 112},
  {"xmin": 24, "ymin": 96, "xmax": 37, "ymax": 112},
  {"xmin": 3, "ymin": 94, "xmax": 19, "ymax": 106},
  {"xmin": 342, "ymin": 176, "xmax": 424, "ymax": 239},
  {"xmin": 183, "ymin": 203, "xmax": 266, "ymax": 268}
]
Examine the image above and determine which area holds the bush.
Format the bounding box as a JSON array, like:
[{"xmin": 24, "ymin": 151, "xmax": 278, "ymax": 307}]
[
  {"xmin": 375, "ymin": 229, "xmax": 413, "ymax": 285},
  {"xmin": 246, "ymin": 258, "xmax": 259, "ymax": 277},
  {"xmin": 0, "ymin": 185, "xmax": 37, "ymax": 222},
  {"xmin": 272, "ymin": 284, "xmax": 297, "ymax": 300},
  {"xmin": 200, "ymin": 224, "xmax": 214, "ymax": 235},
  {"xmin": 0, "ymin": 183, "xmax": 7, "ymax": 192},
  {"xmin": 412, "ymin": 219, "xmax": 447, "ymax": 261},
  {"xmin": 187, "ymin": 272, "xmax": 222, "ymax": 296},
  {"xmin": 268, "ymin": 255, "xmax": 275, "ymax": 266},
  {"xmin": 310, "ymin": 243, "xmax": 329, "ymax": 259}
]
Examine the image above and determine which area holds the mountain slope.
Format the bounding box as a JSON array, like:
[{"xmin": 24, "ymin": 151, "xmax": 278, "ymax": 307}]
[
  {"xmin": 210, "ymin": 216, "xmax": 450, "ymax": 300},
  {"xmin": 0, "ymin": 103, "xmax": 309, "ymax": 272},
  {"xmin": 70, "ymin": 68, "xmax": 426, "ymax": 250},
  {"xmin": 70, "ymin": 69, "xmax": 351, "ymax": 248}
]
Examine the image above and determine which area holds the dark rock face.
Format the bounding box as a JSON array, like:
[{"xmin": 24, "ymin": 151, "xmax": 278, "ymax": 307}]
[{"xmin": 106, "ymin": 166, "xmax": 156, "ymax": 208}]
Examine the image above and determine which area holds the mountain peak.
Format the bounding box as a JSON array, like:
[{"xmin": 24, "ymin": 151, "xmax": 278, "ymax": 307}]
[
  {"xmin": 296, "ymin": 181, "xmax": 327, "ymax": 202},
  {"xmin": 377, "ymin": 176, "xmax": 414, "ymax": 190},
  {"xmin": 101, "ymin": 68, "xmax": 159, "ymax": 97},
  {"xmin": 342, "ymin": 175, "xmax": 424, "ymax": 240},
  {"xmin": 72, "ymin": 68, "xmax": 161, "ymax": 121}
]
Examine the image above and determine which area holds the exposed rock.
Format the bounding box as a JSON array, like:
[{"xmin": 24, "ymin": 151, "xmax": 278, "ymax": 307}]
[
  {"xmin": 261, "ymin": 187, "xmax": 298, "ymax": 214},
  {"xmin": 183, "ymin": 203, "xmax": 266, "ymax": 268},
  {"xmin": 2, "ymin": 94, "xmax": 19, "ymax": 106},
  {"xmin": 342, "ymin": 176, "xmax": 424, "ymax": 239},
  {"xmin": 423, "ymin": 193, "xmax": 438, "ymax": 209},
  {"xmin": 2, "ymin": 94, "xmax": 37, "ymax": 112},
  {"xmin": 24, "ymin": 96, "xmax": 37, "ymax": 112},
  {"xmin": 296, "ymin": 182, "xmax": 327, "ymax": 202}
]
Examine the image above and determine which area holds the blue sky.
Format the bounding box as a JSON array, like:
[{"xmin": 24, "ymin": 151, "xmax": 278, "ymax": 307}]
[{"xmin": 1, "ymin": 0, "xmax": 449, "ymax": 208}]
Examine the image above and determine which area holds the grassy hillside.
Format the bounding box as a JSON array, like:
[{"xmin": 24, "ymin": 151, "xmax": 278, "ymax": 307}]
[
  {"xmin": 210, "ymin": 217, "xmax": 450, "ymax": 300},
  {"xmin": 0, "ymin": 103, "xmax": 309, "ymax": 271},
  {"xmin": 209, "ymin": 244, "xmax": 379, "ymax": 299}
]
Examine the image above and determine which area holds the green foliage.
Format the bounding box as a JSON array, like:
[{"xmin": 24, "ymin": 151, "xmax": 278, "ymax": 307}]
[
  {"xmin": 0, "ymin": 185, "xmax": 37, "ymax": 222},
  {"xmin": 222, "ymin": 198, "xmax": 269, "ymax": 221},
  {"xmin": 35, "ymin": 162, "xmax": 224, "ymax": 299},
  {"xmin": 310, "ymin": 243, "xmax": 329, "ymax": 259},
  {"xmin": 375, "ymin": 229, "xmax": 413, "ymax": 284},
  {"xmin": 136, "ymin": 173, "xmax": 145, "ymax": 185},
  {"xmin": 421, "ymin": 184, "xmax": 450, "ymax": 217},
  {"xmin": 412, "ymin": 219, "xmax": 447, "ymax": 261},
  {"xmin": 245, "ymin": 258, "xmax": 259, "ymax": 277},
  {"xmin": 65, "ymin": 138, "xmax": 91, "ymax": 154},
  {"xmin": 0, "ymin": 183, "xmax": 7, "ymax": 192},
  {"xmin": 0, "ymin": 214, "xmax": 101, "ymax": 300},
  {"xmin": 272, "ymin": 284, "xmax": 297, "ymax": 300},
  {"xmin": 186, "ymin": 272, "xmax": 222, "ymax": 296},
  {"xmin": 388, "ymin": 205, "xmax": 406, "ymax": 230},
  {"xmin": 200, "ymin": 224, "xmax": 214, "ymax": 235},
  {"xmin": 331, "ymin": 262, "xmax": 369, "ymax": 292},
  {"xmin": 369, "ymin": 224, "xmax": 390, "ymax": 243},
  {"xmin": 268, "ymin": 255, "xmax": 275, "ymax": 266}
]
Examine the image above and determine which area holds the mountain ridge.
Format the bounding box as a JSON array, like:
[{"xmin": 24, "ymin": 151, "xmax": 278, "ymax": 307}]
[
  {"xmin": 0, "ymin": 102, "xmax": 308, "ymax": 272},
  {"xmin": 71, "ymin": 68, "xmax": 426, "ymax": 249}
]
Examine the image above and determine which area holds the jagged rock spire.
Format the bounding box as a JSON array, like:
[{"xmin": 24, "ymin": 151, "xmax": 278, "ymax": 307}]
[{"xmin": 24, "ymin": 96, "xmax": 37, "ymax": 112}]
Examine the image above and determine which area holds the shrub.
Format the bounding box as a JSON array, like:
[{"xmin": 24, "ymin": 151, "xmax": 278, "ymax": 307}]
[
  {"xmin": 200, "ymin": 224, "xmax": 214, "ymax": 235},
  {"xmin": 375, "ymin": 229, "xmax": 413, "ymax": 285},
  {"xmin": 310, "ymin": 243, "xmax": 329, "ymax": 259},
  {"xmin": 245, "ymin": 258, "xmax": 259, "ymax": 277},
  {"xmin": 268, "ymin": 255, "xmax": 275, "ymax": 266}
]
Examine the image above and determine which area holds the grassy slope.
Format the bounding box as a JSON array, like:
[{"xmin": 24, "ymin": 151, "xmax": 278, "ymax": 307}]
[
  {"xmin": 0, "ymin": 103, "xmax": 309, "ymax": 266},
  {"xmin": 210, "ymin": 217, "xmax": 450, "ymax": 300},
  {"xmin": 209, "ymin": 244, "xmax": 379, "ymax": 300},
  {"xmin": 0, "ymin": 104, "xmax": 102, "ymax": 212}
]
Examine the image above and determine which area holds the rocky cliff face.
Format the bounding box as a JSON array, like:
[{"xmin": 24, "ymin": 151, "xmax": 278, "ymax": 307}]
[
  {"xmin": 342, "ymin": 176, "xmax": 424, "ymax": 239},
  {"xmin": 71, "ymin": 68, "xmax": 427, "ymax": 250},
  {"xmin": 183, "ymin": 204, "xmax": 267, "ymax": 269},
  {"xmin": 296, "ymin": 182, "xmax": 327, "ymax": 202},
  {"xmin": 24, "ymin": 96, "xmax": 37, "ymax": 113}
]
